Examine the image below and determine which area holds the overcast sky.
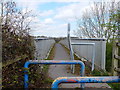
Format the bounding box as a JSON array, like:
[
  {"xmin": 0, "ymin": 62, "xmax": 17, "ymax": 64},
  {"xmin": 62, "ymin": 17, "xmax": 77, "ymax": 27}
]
[{"xmin": 13, "ymin": 0, "xmax": 119, "ymax": 37}]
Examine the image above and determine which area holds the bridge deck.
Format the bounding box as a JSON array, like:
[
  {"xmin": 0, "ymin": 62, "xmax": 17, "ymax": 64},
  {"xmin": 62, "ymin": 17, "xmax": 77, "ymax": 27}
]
[{"xmin": 48, "ymin": 43, "xmax": 110, "ymax": 88}]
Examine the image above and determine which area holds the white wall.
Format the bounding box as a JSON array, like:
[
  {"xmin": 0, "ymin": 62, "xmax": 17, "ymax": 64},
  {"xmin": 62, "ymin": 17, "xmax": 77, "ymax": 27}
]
[
  {"xmin": 34, "ymin": 38, "xmax": 55, "ymax": 59},
  {"xmin": 60, "ymin": 38, "xmax": 106, "ymax": 70}
]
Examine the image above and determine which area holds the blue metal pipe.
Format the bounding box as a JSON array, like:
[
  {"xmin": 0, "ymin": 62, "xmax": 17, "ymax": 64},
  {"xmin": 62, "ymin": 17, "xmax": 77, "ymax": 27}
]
[
  {"xmin": 52, "ymin": 76, "xmax": 120, "ymax": 89},
  {"xmin": 24, "ymin": 60, "xmax": 85, "ymax": 88}
]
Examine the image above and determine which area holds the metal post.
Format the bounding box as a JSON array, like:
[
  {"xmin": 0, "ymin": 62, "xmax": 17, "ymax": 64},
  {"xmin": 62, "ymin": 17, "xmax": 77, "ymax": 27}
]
[
  {"xmin": 71, "ymin": 43, "xmax": 95, "ymax": 71},
  {"xmin": 92, "ymin": 44, "xmax": 95, "ymax": 71},
  {"xmin": 67, "ymin": 23, "xmax": 75, "ymax": 73},
  {"xmin": 24, "ymin": 60, "xmax": 85, "ymax": 89},
  {"xmin": 52, "ymin": 76, "xmax": 120, "ymax": 89},
  {"xmin": 112, "ymin": 28, "xmax": 120, "ymax": 76}
]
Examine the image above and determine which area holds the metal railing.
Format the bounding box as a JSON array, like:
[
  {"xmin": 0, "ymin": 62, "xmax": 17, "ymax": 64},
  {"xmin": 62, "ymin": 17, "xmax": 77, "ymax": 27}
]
[
  {"xmin": 52, "ymin": 76, "xmax": 120, "ymax": 89},
  {"xmin": 67, "ymin": 23, "xmax": 75, "ymax": 73},
  {"xmin": 67, "ymin": 23, "xmax": 106, "ymax": 72},
  {"xmin": 24, "ymin": 60, "xmax": 85, "ymax": 88},
  {"xmin": 71, "ymin": 43, "xmax": 95, "ymax": 71},
  {"xmin": 60, "ymin": 38, "xmax": 106, "ymax": 70},
  {"xmin": 67, "ymin": 23, "xmax": 95, "ymax": 73}
]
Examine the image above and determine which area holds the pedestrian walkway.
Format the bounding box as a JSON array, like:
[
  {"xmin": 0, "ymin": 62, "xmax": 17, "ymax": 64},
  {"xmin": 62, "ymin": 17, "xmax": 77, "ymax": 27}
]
[{"xmin": 48, "ymin": 43, "xmax": 111, "ymax": 88}]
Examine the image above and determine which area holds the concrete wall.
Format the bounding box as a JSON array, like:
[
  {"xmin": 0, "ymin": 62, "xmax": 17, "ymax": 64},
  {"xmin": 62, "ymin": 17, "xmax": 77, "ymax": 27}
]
[
  {"xmin": 60, "ymin": 38, "xmax": 106, "ymax": 70},
  {"xmin": 34, "ymin": 38, "xmax": 55, "ymax": 59}
]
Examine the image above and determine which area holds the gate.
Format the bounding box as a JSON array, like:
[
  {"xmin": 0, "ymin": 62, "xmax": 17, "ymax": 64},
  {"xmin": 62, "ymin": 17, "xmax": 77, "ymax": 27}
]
[{"xmin": 24, "ymin": 60, "xmax": 85, "ymax": 88}]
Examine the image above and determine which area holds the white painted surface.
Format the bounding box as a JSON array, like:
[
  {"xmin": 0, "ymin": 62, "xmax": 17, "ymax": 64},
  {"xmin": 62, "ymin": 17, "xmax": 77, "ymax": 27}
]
[{"xmin": 60, "ymin": 38, "xmax": 106, "ymax": 70}]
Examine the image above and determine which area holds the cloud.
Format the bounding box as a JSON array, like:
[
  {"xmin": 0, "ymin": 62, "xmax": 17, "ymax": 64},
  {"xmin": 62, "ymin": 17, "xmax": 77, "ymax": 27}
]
[
  {"xmin": 39, "ymin": 10, "xmax": 54, "ymax": 17},
  {"xmin": 44, "ymin": 18, "xmax": 54, "ymax": 24},
  {"xmin": 54, "ymin": 3, "xmax": 89, "ymax": 22},
  {"xmin": 15, "ymin": 0, "xmax": 113, "ymax": 37},
  {"xmin": 26, "ymin": 2, "xmax": 93, "ymax": 36},
  {"xmin": 30, "ymin": 22, "xmax": 68, "ymax": 37},
  {"xmin": 15, "ymin": 0, "xmax": 102, "ymax": 3},
  {"xmin": 15, "ymin": 0, "xmax": 41, "ymax": 11},
  {"xmin": 29, "ymin": 17, "xmax": 55, "ymax": 34},
  {"xmin": 105, "ymin": 0, "xmax": 120, "ymax": 2}
]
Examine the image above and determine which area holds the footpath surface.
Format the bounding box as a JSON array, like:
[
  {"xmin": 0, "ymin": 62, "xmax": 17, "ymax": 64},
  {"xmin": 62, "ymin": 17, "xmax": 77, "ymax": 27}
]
[{"xmin": 48, "ymin": 43, "xmax": 111, "ymax": 88}]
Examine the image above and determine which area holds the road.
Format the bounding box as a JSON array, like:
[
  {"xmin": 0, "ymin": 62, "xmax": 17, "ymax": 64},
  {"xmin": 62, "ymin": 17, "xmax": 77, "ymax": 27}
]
[{"xmin": 48, "ymin": 43, "xmax": 111, "ymax": 88}]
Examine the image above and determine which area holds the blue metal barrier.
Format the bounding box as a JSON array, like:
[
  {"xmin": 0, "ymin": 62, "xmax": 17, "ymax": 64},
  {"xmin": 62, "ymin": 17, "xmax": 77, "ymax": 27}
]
[
  {"xmin": 24, "ymin": 60, "xmax": 85, "ymax": 89},
  {"xmin": 52, "ymin": 76, "xmax": 120, "ymax": 89}
]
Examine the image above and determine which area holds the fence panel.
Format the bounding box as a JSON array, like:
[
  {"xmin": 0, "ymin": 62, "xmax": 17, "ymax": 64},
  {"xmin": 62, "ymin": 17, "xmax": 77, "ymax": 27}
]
[
  {"xmin": 34, "ymin": 38, "xmax": 55, "ymax": 59},
  {"xmin": 60, "ymin": 38, "xmax": 106, "ymax": 70}
]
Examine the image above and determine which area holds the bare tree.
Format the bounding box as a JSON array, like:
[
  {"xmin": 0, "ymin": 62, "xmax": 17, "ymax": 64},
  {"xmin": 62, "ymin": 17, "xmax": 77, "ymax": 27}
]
[{"xmin": 76, "ymin": 0, "xmax": 119, "ymax": 42}]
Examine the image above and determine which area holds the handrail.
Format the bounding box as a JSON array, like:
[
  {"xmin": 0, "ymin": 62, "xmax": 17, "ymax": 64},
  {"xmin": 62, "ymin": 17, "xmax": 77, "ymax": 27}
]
[
  {"xmin": 24, "ymin": 60, "xmax": 85, "ymax": 88},
  {"xmin": 71, "ymin": 43, "xmax": 95, "ymax": 71},
  {"xmin": 52, "ymin": 76, "xmax": 120, "ymax": 89}
]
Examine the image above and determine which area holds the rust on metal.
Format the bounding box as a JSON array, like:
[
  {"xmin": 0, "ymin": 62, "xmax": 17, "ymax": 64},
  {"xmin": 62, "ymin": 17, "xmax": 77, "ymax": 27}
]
[
  {"xmin": 52, "ymin": 76, "xmax": 120, "ymax": 89},
  {"xmin": 67, "ymin": 79, "xmax": 77, "ymax": 82}
]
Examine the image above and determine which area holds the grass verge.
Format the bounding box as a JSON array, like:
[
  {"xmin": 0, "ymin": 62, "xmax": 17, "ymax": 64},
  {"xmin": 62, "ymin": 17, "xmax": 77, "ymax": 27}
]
[
  {"xmin": 46, "ymin": 43, "xmax": 56, "ymax": 60},
  {"xmin": 38, "ymin": 43, "xmax": 56, "ymax": 88},
  {"xmin": 29, "ymin": 43, "xmax": 56, "ymax": 88}
]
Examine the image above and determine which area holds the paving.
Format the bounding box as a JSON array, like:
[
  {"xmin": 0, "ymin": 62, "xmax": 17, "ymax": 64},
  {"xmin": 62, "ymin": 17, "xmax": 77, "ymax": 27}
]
[{"xmin": 48, "ymin": 43, "xmax": 111, "ymax": 88}]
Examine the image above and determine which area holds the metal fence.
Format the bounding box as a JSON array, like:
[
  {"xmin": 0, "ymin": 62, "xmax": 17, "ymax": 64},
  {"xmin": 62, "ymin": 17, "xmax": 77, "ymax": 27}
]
[
  {"xmin": 34, "ymin": 38, "xmax": 55, "ymax": 59},
  {"xmin": 60, "ymin": 38, "xmax": 106, "ymax": 70}
]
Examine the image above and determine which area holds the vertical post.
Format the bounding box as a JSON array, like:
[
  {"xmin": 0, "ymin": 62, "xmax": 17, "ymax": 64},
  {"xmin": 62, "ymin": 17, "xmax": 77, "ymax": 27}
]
[
  {"xmin": 112, "ymin": 17, "xmax": 119, "ymax": 75},
  {"xmin": 67, "ymin": 23, "xmax": 75, "ymax": 73},
  {"xmin": 112, "ymin": 38, "xmax": 118, "ymax": 76},
  {"xmin": 24, "ymin": 61, "xmax": 30, "ymax": 89},
  {"xmin": 92, "ymin": 44, "xmax": 95, "ymax": 71},
  {"xmin": 101, "ymin": 40, "xmax": 106, "ymax": 70},
  {"xmin": 118, "ymin": 22, "xmax": 120, "ymax": 73},
  {"xmin": 0, "ymin": 2, "xmax": 3, "ymax": 90}
]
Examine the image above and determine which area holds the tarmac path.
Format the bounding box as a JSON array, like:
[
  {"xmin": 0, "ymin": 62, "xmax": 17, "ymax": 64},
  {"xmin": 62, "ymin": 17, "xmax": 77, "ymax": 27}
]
[{"xmin": 48, "ymin": 43, "xmax": 111, "ymax": 89}]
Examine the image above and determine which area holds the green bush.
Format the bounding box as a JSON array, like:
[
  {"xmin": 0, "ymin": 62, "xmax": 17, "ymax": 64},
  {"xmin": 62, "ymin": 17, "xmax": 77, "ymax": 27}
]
[
  {"xmin": 106, "ymin": 42, "xmax": 113, "ymax": 72},
  {"xmin": 1, "ymin": 1, "xmax": 35, "ymax": 62}
]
